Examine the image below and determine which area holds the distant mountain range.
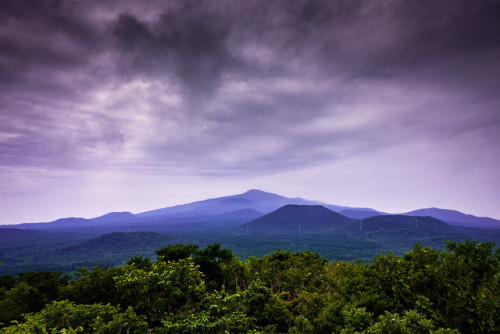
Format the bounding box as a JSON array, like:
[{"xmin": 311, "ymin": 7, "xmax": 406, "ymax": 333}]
[
  {"xmin": 3, "ymin": 189, "xmax": 498, "ymax": 231},
  {"xmin": 234, "ymin": 205, "xmax": 487, "ymax": 244},
  {"xmin": 1, "ymin": 189, "xmax": 499, "ymax": 275},
  {"xmin": 137, "ymin": 189, "xmax": 345, "ymax": 218},
  {"xmin": 402, "ymin": 207, "xmax": 500, "ymax": 228}
]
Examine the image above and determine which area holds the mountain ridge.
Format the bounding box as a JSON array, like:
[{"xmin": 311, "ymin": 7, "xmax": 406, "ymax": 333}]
[
  {"xmin": 136, "ymin": 189, "xmax": 333, "ymax": 218},
  {"xmin": 402, "ymin": 207, "xmax": 500, "ymax": 228},
  {"xmin": 1, "ymin": 189, "xmax": 499, "ymax": 231}
]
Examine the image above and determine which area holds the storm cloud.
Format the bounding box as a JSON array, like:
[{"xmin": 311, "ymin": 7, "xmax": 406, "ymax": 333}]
[{"xmin": 1, "ymin": 0, "xmax": 500, "ymax": 223}]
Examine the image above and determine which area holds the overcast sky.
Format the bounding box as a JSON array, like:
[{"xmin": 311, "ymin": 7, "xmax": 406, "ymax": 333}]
[{"xmin": 1, "ymin": 0, "xmax": 500, "ymax": 224}]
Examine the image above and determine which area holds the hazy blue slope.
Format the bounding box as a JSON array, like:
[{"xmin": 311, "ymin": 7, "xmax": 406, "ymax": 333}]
[
  {"xmin": 137, "ymin": 189, "xmax": 348, "ymax": 219},
  {"xmin": 403, "ymin": 208, "xmax": 500, "ymax": 228}
]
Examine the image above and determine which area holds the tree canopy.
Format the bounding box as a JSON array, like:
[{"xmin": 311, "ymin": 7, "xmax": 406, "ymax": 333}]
[{"xmin": 0, "ymin": 241, "xmax": 498, "ymax": 333}]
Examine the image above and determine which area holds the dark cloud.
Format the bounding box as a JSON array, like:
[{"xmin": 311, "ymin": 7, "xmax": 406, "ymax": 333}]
[
  {"xmin": 111, "ymin": 2, "xmax": 237, "ymax": 99},
  {"xmin": 0, "ymin": 0, "xmax": 104, "ymax": 83},
  {"xmin": 340, "ymin": 0, "xmax": 500, "ymax": 100},
  {"xmin": 3, "ymin": 0, "xmax": 499, "ymax": 104},
  {"xmin": 1, "ymin": 0, "xmax": 500, "ymax": 222}
]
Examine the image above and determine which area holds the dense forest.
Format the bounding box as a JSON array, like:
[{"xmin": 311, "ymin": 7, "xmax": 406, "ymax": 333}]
[{"xmin": 0, "ymin": 240, "xmax": 498, "ymax": 333}]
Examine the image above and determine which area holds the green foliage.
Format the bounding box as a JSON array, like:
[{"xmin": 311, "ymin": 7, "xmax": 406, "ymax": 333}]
[
  {"xmin": 0, "ymin": 271, "xmax": 69, "ymax": 326},
  {"xmin": 340, "ymin": 304, "xmax": 374, "ymax": 333},
  {"xmin": 364, "ymin": 310, "xmax": 458, "ymax": 334},
  {"xmin": 155, "ymin": 244, "xmax": 199, "ymax": 262},
  {"xmin": 17, "ymin": 271, "xmax": 69, "ymax": 307},
  {"xmin": 315, "ymin": 298, "xmax": 348, "ymax": 333},
  {"xmin": 154, "ymin": 243, "xmax": 238, "ymax": 291},
  {"xmin": 243, "ymin": 279, "xmax": 272, "ymax": 322},
  {"xmin": 61, "ymin": 266, "xmax": 124, "ymax": 306},
  {"xmin": 437, "ymin": 240, "xmax": 499, "ymax": 333},
  {"xmin": 0, "ymin": 276, "xmax": 15, "ymax": 292},
  {"xmin": 246, "ymin": 249, "xmax": 327, "ymax": 296},
  {"xmin": 162, "ymin": 291, "xmax": 253, "ymax": 333},
  {"xmin": 192, "ymin": 243, "xmax": 234, "ymax": 291},
  {"xmin": 262, "ymin": 294, "xmax": 293, "ymax": 332},
  {"xmin": 0, "ymin": 241, "xmax": 497, "ymax": 333},
  {"xmin": 219, "ymin": 252, "xmax": 246, "ymax": 292},
  {"xmin": 0, "ymin": 282, "xmax": 39, "ymax": 326},
  {"xmin": 114, "ymin": 258, "xmax": 205, "ymax": 325},
  {"xmin": 290, "ymin": 315, "xmax": 314, "ymax": 334},
  {"xmin": 126, "ymin": 255, "xmax": 152, "ymax": 270},
  {"xmin": 1, "ymin": 300, "xmax": 147, "ymax": 333}
]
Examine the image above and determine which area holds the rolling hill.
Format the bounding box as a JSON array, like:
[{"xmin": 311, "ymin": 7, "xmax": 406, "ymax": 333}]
[
  {"xmin": 0, "ymin": 232, "xmax": 176, "ymax": 275},
  {"xmin": 60, "ymin": 232, "xmax": 175, "ymax": 259}
]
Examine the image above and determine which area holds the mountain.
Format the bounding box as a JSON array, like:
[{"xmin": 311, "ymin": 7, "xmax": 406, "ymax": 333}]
[
  {"xmin": 351, "ymin": 215, "xmax": 456, "ymax": 233},
  {"xmin": 339, "ymin": 208, "xmax": 386, "ymax": 219},
  {"xmin": 136, "ymin": 191, "xmax": 500, "ymax": 231},
  {"xmin": 2, "ymin": 189, "xmax": 499, "ymax": 236},
  {"xmin": 235, "ymin": 204, "xmax": 354, "ymax": 234},
  {"xmin": 9, "ymin": 212, "xmax": 139, "ymax": 231},
  {"xmin": 144, "ymin": 208, "xmax": 266, "ymax": 232},
  {"xmin": 2, "ymin": 189, "xmax": 500, "ymax": 276},
  {"xmin": 231, "ymin": 189, "xmax": 349, "ymax": 212},
  {"xmin": 0, "ymin": 208, "xmax": 262, "ymax": 235},
  {"xmin": 165, "ymin": 197, "xmax": 265, "ymax": 217},
  {"xmin": 137, "ymin": 189, "xmax": 330, "ymax": 218},
  {"xmin": 402, "ymin": 208, "xmax": 500, "ymax": 229},
  {"xmin": 92, "ymin": 212, "xmax": 139, "ymax": 224},
  {"xmin": 335, "ymin": 214, "xmax": 480, "ymax": 250},
  {"xmin": 197, "ymin": 208, "xmax": 265, "ymax": 227}
]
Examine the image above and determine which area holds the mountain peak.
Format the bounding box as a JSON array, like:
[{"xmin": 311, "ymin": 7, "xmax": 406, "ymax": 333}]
[
  {"xmin": 237, "ymin": 189, "xmax": 288, "ymax": 201},
  {"xmin": 96, "ymin": 212, "xmax": 136, "ymax": 219},
  {"xmin": 243, "ymin": 189, "xmax": 273, "ymax": 195},
  {"xmin": 236, "ymin": 204, "xmax": 353, "ymax": 234}
]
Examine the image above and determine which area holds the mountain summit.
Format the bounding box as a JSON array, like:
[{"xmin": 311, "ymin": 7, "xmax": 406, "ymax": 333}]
[
  {"xmin": 137, "ymin": 189, "xmax": 334, "ymax": 218},
  {"xmin": 236, "ymin": 204, "xmax": 353, "ymax": 234}
]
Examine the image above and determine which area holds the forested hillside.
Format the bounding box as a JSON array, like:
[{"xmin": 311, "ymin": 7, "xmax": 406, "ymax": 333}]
[
  {"xmin": 0, "ymin": 240, "xmax": 498, "ymax": 333},
  {"xmin": 3, "ymin": 201, "xmax": 500, "ymax": 276}
]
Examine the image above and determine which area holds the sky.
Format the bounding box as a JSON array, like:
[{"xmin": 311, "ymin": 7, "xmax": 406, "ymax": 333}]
[{"xmin": 1, "ymin": 0, "xmax": 500, "ymax": 224}]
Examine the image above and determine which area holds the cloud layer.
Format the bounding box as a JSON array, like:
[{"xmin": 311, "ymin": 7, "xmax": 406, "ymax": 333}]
[{"xmin": 1, "ymin": 0, "xmax": 500, "ymax": 223}]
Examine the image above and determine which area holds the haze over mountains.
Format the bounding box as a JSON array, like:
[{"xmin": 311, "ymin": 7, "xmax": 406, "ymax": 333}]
[
  {"xmin": 3, "ymin": 189, "xmax": 498, "ymax": 232},
  {"xmin": 1, "ymin": 189, "xmax": 499, "ymax": 275}
]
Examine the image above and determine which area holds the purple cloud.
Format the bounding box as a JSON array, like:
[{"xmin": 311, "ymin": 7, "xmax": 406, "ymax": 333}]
[{"xmin": 1, "ymin": 0, "xmax": 500, "ymax": 223}]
